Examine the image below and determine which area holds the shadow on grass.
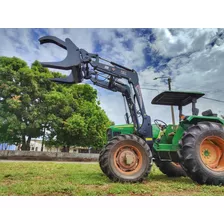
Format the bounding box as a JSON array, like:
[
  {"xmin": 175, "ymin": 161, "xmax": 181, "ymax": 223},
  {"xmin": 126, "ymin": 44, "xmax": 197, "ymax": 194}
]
[
  {"xmin": 91, "ymin": 171, "xmax": 194, "ymax": 186},
  {"xmin": 148, "ymin": 173, "xmax": 194, "ymax": 184}
]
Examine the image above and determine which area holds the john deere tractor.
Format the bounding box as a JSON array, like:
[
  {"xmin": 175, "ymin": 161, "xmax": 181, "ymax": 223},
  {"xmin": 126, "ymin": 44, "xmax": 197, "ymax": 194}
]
[{"xmin": 38, "ymin": 36, "xmax": 224, "ymax": 186}]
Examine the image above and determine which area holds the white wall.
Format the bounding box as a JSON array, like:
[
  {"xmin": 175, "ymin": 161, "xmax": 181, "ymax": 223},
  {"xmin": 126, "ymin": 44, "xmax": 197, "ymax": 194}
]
[{"xmin": 29, "ymin": 140, "xmax": 46, "ymax": 152}]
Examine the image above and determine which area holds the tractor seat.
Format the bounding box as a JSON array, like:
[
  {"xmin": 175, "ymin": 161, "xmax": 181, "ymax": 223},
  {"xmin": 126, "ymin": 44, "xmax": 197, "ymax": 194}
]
[
  {"xmin": 180, "ymin": 114, "xmax": 189, "ymax": 121},
  {"xmin": 202, "ymin": 109, "xmax": 217, "ymax": 117}
]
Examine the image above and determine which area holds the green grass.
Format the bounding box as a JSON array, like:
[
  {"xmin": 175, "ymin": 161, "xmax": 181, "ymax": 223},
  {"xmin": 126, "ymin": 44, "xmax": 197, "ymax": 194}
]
[{"xmin": 0, "ymin": 161, "xmax": 224, "ymax": 196}]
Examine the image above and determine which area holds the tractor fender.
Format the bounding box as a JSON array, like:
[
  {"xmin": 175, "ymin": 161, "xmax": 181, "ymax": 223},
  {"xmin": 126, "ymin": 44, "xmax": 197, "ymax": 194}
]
[{"xmin": 185, "ymin": 115, "xmax": 224, "ymax": 125}]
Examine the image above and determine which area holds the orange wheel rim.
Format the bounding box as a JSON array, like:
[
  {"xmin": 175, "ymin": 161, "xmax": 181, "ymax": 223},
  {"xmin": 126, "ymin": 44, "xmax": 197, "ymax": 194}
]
[
  {"xmin": 200, "ymin": 136, "xmax": 224, "ymax": 171},
  {"xmin": 113, "ymin": 145, "xmax": 143, "ymax": 175}
]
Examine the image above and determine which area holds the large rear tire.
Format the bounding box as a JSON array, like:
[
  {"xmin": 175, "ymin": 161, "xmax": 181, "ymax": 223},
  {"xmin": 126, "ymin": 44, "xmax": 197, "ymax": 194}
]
[
  {"xmin": 179, "ymin": 122, "xmax": 224, "ymax": 185},
  {"xmin": 99, "ymin": 134, "xmax": 153, "ymax": 183},
  {"xmin": 155, "ymin": 160, "xmax": 186, "ymax": 177}
]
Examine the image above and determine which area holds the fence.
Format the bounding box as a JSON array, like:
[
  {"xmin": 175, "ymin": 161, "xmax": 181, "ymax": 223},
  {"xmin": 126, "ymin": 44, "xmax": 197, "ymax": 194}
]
[{"xmin": 0, "ymin": 150, "xmax": 99, "ymax": 162}]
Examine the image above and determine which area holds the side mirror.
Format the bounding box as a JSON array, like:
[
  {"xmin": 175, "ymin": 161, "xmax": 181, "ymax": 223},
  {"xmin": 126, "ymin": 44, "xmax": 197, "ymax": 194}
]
[{"xmin": 193, "ymin": 108, "xmax": 199, "ymax": 116}]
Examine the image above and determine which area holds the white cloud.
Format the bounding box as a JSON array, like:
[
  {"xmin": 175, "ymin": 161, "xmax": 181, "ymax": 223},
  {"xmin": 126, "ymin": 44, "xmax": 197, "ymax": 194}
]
[
  {"xmin": 47, "ymin": 28, "xmax": 95, "ymax": 53},
  {"xmin": 94, "ymin": 29, "xmax": 148, "ymax": 69},
  {"xmin": 139, "ymin": 28, "xmax": 224, "ymax": 123},
  {"xmin": 98, "ymin": 90, "xmax": 126, "ymax": 124},
  {"xmin": 0, "ymin": 28, "xmax": 224, "ymax": 126},
  {"xmin": 150, "ymin": 28, "xmax": 218, "ymax": 57}
]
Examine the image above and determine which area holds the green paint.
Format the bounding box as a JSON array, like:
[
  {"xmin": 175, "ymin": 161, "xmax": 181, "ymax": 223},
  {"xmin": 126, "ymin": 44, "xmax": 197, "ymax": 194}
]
[
  {"xmin": 171, "ymin": 125, "xmax": 185, "ymax": 146},
  {"xmin": 107, "ymin": 123, "xmax": 160, "ymax": 139},
  {"xmin": 186, "ymin": 115, "xmax": 224, "ymax": 125},
  {"xmin": 153, "ymin": 125, "xmax": 186, "ymax": 152},
  {"xmin": 152, "ymin": 124, "xmax": 160, "ymax": 139},
  {"xmin": 155, "ymin": 143, "xmax": 177, "ymax": 151},
  {"xmin": 108, "ymin": 124, "xmax": 135, "ymax": 136},
  {"xmin": 204, "ymin": 149, "xmax": 210, "ymax": 157}
]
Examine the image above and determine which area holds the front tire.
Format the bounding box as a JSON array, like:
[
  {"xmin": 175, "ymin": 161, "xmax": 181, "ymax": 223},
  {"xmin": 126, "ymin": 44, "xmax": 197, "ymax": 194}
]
[
  {"xmin": 179, "ymin": 122, "xmax": 224, "ymax": 185},
  {"xmin": 99, "ymin": 134, "xmax": 153, "ymax": 183},
  {"xmin": 99, "ymin": 148, "xmax": 107, "ymax": 174}
]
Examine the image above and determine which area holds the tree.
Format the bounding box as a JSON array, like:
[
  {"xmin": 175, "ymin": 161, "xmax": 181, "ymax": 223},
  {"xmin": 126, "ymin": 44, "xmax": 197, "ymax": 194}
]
[
  {"xmin": 0, "ymin": 57, "xmax": 59, "ymax": 150},
  {"xmin": 45, "ymin": 84, "xmax": 111, "ymax": 149},
  {"xmin": 0, "ymin": 57, "xmax": 111, "ymax": 150}
]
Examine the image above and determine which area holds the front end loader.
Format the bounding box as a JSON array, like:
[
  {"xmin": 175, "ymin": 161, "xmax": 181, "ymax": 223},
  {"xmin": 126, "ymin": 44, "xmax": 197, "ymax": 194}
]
[{"xmin": 38, "ymin": 36, "xmax": 224, "ymax": 185}]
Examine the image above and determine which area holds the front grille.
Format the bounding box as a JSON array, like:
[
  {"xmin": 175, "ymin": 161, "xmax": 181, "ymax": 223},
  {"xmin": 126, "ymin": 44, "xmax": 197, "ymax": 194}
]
[
  {"xmin": 113, "ymin": 131, "xmax": 121, "ymax": 137},
  {"xmin": 107, "ymin": 129, "xmax": 121, "ymax": 141},
  {"xmin": 107, "ymin": 129, "xmax": 113, "ymax": 141}
]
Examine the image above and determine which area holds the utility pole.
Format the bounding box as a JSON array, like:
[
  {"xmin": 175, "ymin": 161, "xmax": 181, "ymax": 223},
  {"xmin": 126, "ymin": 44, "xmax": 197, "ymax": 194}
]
[
  {"xmin": 167, "ymin": 77, "xmax": 175, "ymax": 126},
  {"xmin": 153, "ymin": 76, "xmax": 176, "ymax": 126}
]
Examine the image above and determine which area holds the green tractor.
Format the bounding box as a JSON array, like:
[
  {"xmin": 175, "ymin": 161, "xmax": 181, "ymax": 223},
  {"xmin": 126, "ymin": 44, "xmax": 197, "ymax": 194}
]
[
  {"xmin": 101, "ymin": 91, "xmax": 224, "ymax": 185},
  {"xmin": 38, "ymin": 36, "xmax": 224, "ymax": 186}
]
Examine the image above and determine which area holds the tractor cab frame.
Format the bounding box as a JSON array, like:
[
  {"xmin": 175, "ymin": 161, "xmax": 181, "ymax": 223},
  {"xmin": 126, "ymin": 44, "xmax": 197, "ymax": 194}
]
[{"xmin": 151, "ymin": 90, "xmax": 205, "ymax": 122}]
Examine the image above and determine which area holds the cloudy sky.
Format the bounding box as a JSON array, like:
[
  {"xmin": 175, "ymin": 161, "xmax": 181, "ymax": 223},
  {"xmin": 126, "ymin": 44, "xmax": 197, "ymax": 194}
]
[{"xmin": 0, "ymin": 28, "xmax": 224, "ymax": 125}]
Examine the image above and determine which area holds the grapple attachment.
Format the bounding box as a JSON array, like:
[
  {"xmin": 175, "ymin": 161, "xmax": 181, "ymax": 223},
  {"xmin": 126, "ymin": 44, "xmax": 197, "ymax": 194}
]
[{"xmin": 39, "ymin": 36, "xmax": 83, "ymax": 83}]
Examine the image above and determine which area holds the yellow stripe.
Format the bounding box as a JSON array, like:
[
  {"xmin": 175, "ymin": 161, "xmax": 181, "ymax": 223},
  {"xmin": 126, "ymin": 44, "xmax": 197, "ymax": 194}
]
[{"xmin": 146, "ymin": 138, "xmax": 153, "ymax": 141}]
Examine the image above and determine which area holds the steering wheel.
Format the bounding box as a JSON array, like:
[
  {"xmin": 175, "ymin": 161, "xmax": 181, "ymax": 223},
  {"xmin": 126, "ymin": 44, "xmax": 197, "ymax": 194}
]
[{"xmin": 154, "ymin": 119, "xmax": 168, "ymax": 129}]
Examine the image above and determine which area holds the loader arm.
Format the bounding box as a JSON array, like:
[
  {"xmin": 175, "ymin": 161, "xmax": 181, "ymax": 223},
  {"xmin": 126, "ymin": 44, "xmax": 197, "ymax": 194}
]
[{"xmin": 38, "ymin": 36, "xmax": 153, "ymax": 144}]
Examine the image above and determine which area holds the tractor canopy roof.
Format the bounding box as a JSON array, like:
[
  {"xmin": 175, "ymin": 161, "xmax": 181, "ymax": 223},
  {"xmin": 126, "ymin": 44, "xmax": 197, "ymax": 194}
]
[{"xmin": 151, "ymin": 91, "xmax": 205, "ymax": 106}]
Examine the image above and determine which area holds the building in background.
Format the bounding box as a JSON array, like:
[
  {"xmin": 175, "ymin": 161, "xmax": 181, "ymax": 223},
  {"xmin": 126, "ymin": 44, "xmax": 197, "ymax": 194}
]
[
  {"xmin": 29, "ymin": 139, "xmax": 46, "ymax": 152},
  {"xmin": 11, "ymin": 139, "xmax": 97, "ymax": 153},
  {"xmin": 17, "ymin": 139, "xmax": 62, "ymax": 152},
  {"xmin": 0, "ymin": 139, "xmax": 95, "ymax": 153}
]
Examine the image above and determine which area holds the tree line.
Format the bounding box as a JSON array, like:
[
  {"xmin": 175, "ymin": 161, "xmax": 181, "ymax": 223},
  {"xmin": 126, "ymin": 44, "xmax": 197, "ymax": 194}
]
[{"xmin": 0, "ymin": 57, "xmax": 112, "ymax": 151}]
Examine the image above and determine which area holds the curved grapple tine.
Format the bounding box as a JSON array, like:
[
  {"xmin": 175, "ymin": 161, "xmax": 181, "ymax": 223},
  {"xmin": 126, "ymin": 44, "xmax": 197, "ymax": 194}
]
[
  {"xmin": 50, "ymin": 73, "xmax": 76, "ymax": 84},
  {"xmin": 39, "ymin": 36, "xmax": 81, "ymax": 70},
  {"xmin": 50, "ymin": 67, "xmax": 83, "ymax": 84},
  {"xmin": 39, "ymin": 36, "xmax": 67, "ymax": 49}
]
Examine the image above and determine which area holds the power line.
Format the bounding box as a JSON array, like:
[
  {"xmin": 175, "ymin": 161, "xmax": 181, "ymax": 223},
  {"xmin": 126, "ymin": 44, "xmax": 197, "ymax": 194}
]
[
  {"xmin": 141, "ymin": 84, "xmax": 165, "ymax": 88},
  {"xmin": 202, "ymin": 97, "xmax": 224, "ymax": 103},
  {"xmin": 141, "ymin": 88, "xmax": 161, "ymax": 93}
]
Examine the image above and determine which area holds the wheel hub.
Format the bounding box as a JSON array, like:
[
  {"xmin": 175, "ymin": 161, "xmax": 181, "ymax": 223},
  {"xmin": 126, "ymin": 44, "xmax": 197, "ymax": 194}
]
[
  {"xmin": 118, "ymin": 149, "xmax": 137, "ymax": 165},
  {"xmin": 201, "ymin": 142, "xmax": 220, "ymax": 167},
  {"xmin": 203, "ymin": 149, "xmax": 210, "ymax": 157},
  {"xmin": 115, "ymin": 146, "xmax": 140, "ymax": 173}
]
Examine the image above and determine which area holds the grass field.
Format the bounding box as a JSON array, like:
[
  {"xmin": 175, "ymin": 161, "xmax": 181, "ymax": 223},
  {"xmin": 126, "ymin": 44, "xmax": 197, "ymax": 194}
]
[{"xmin": 0, "ymin": 161, "xmax": 224, "ymax": 196}]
